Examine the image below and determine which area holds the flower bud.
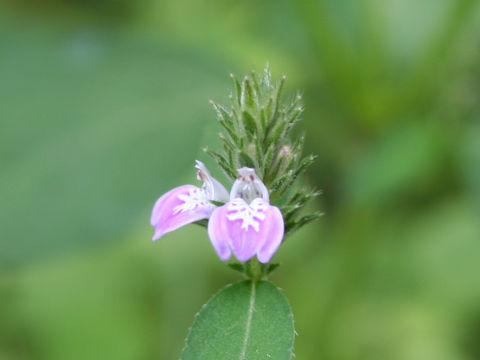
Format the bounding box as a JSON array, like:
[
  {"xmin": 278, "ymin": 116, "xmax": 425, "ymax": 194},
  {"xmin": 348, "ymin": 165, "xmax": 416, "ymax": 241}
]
[{"xmin": 269, "ymin": 145, "xmax": 294, "ymax": 180}]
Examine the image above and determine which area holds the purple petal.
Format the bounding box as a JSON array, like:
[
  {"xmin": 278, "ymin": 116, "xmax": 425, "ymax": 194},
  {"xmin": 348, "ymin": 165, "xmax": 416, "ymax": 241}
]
[
  {"xmin": 151, "ymin": 184, "xmax": 215, "ymax": 241},
  {"xmin": 207, "ymin": 198, "xmax": 284, "ymax": 263},
  {"xmin": 256, "ymin": 205, "xmax": 284, "ymax": 263},
  {"xmin": 207, "ymin": 206, "xmax": 232, "ymax": 261}
]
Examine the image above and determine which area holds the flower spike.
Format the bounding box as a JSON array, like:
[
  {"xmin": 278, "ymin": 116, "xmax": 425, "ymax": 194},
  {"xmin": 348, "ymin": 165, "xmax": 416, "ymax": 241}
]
[
  {"xmin": 150, "ymin": 67, "xmax": 320, "ymax": 270},
  {"xmin": 151, "ymin": 161, "xmax": 228, "ymax": 241}
]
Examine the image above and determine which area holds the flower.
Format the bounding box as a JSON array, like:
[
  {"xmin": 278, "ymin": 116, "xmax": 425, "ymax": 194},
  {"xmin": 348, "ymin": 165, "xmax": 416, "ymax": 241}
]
[
  {"xmin": 150, "ymin": 161, "xmax": 228, "ymax": 241},
  {"xmin": 150, "ymin": 163, "xmax": 284, "ymax": 264},
  {"xmin": 208, "ymin": 168, "xmax": 284, "ymax": 263}
]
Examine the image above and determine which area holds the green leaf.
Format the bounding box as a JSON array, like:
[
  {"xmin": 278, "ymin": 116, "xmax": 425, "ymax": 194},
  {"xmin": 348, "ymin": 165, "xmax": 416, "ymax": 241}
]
[{"xmin": 181, "ymin": 280, "xmax": 295, "ymax": 360}]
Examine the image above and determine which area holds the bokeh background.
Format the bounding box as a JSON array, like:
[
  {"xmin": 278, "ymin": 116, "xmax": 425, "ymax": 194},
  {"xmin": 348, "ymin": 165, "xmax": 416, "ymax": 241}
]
[{"xmin": 1, "ymin": 0, "xmax": 480, "ymax": 359}]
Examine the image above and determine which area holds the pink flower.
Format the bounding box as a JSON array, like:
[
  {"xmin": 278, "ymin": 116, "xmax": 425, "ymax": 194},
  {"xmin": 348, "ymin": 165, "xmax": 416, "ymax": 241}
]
[
  {"xmin": 208, "ymin": 168, "xmax": 284, "ymax": 263},
  {"xmin": 151, "ymin": 164, "xmax": 284, "ymax": 263},
  {"xmin": 150, "ymin": 161, "xmax": 229, "ymax": 241}
]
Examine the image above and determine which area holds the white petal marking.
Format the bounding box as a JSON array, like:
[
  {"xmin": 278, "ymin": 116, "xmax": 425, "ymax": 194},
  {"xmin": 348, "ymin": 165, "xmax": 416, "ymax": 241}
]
[
  {"xmin": 226, "ymin": 198, "xmax": 268, "ymax": 232},
  {"xmin": 173, "ymin": 188, "xmax": 212, "ymax": 214}
]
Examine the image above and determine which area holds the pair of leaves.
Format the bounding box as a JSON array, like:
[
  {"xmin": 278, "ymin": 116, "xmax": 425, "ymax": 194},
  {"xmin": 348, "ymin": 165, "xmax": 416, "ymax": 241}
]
[{"xmin": 181, "ymin": 280, "xmax": 295, "ymax": 360}]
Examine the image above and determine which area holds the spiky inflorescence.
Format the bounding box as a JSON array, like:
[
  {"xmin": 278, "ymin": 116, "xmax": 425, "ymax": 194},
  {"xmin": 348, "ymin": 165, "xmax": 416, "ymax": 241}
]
[{"xmin": 205, "ymin": 66, "xmax": 321, "ymax": 236}]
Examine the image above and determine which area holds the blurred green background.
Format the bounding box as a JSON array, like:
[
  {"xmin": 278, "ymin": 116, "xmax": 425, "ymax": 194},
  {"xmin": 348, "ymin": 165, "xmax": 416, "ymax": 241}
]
[{"xmin": 1, "ymin": 0, "xmax": 480, "ymax": 359}]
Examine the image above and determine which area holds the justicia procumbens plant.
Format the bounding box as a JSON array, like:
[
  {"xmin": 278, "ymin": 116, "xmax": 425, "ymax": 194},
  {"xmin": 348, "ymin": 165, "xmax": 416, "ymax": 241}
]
[{"xmin": 150, "ymin": 66, "xmax": 321, "ymax": 359}]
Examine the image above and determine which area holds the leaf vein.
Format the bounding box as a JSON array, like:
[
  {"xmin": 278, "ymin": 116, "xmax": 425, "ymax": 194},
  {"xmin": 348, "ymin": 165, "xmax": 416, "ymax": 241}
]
[{"xmin": 240, "ymin": 281, "xmax": 256, "ymax": 360}]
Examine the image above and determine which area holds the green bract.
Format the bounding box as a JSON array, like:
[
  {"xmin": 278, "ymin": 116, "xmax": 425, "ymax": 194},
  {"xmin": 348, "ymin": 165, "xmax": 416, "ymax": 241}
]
[{"xmin": 206, "ymin": 66, "xmax": 321, "ymax": 236}]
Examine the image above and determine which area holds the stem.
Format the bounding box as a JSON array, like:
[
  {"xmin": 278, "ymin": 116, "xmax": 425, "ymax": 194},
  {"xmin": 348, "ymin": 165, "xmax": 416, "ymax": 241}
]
[{"xmin": 245, "ymin": 258, "xmax": 264, "ymax": 281}]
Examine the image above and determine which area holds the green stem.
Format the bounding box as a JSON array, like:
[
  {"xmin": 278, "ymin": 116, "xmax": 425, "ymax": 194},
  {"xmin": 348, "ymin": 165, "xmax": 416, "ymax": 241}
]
[{"xmin": 245, "ymin": 258, "xmax": 264, "ymax": 281}]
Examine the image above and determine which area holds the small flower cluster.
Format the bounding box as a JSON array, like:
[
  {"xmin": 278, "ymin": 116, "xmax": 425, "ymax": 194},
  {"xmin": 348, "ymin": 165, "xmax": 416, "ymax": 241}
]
[
  {"xmin": 151, "ymin": 66, "xmax": 321, "ymax": 269},
  {"xmin": 151, "ymin": 162, "xmax": 283, "ymax": 263}
]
